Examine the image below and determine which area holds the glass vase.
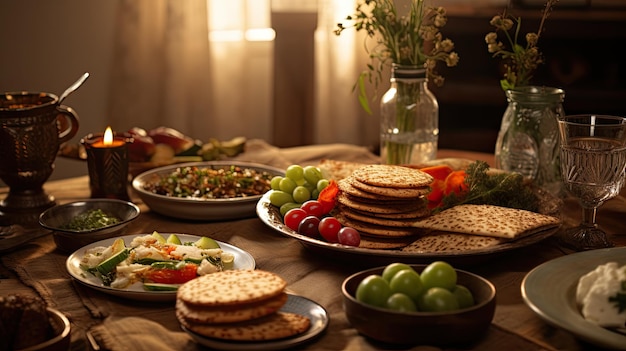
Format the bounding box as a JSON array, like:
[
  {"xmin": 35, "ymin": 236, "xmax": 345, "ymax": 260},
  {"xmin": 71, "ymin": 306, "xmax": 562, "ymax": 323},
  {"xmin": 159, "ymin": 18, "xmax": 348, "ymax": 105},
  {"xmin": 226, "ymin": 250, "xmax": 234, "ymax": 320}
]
[
  {"xmin": 380, "ymin": 64, "xmax": 438, "ymax": 165},
  {"xmin": 494, "ymin": 86, "xmax": 565, "ymax": 195}
]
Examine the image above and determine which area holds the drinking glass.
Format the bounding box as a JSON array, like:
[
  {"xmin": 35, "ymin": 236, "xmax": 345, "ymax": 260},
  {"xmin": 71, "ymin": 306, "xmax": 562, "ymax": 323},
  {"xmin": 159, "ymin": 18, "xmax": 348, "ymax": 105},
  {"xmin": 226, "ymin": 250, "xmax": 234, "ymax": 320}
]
[{"xmin": 557, "ymin": 115, "xmax": 626, "ymax": 251}]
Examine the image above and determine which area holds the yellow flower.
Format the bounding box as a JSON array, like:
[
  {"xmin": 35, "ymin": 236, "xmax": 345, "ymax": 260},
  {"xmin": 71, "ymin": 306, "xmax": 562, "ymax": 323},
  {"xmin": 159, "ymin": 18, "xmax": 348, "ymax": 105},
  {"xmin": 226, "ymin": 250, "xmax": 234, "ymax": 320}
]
[
  {"xmin": 486, "ymin": 0, "xmax": 559, "ymax": 90},
  {"xmin": 335, "ymin": 0, "xmax": 459, "ymax": 113}
]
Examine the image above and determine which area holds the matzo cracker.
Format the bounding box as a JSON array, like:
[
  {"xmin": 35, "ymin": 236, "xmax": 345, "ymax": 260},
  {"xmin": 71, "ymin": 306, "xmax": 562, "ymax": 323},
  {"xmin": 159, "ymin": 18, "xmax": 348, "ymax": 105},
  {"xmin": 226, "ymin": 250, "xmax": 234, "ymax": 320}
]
[
  {"xmin": 411, "ymin": 204, "xmax": 561, "ymax": 239},
  {"xmin": 177, "ymin": 270, "xmax": 287, "ymax": 307}
]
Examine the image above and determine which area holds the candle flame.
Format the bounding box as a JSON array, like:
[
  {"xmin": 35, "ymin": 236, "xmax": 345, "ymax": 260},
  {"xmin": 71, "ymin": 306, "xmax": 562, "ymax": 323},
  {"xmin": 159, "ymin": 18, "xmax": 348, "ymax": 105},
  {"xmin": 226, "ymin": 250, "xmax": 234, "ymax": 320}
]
[{"xmin": 103, "ymin": 126, "xmax": 114, "ymax": 145}]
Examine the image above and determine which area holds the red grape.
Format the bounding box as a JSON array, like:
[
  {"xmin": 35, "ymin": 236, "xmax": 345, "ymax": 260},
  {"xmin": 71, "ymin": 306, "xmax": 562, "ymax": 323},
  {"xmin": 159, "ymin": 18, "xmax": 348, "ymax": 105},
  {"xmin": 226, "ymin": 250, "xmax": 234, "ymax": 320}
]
[
  {"xmin": 297, "ymin": 216, "xmax": 321, "ymax": 237},
  {"xmin": 318, "ymin": 217, "xmax": 341, "ymax": 243},
  {"xmin": 337, "ymin": 227, "xmax": 360, "ymax": 247},
  {"xmin": 300, "ymin": 200, "xmax": 325, "ymax": 217},
  {"xmin": 284, "ymin": 208, "xmax": 307, "ymax": 231}
]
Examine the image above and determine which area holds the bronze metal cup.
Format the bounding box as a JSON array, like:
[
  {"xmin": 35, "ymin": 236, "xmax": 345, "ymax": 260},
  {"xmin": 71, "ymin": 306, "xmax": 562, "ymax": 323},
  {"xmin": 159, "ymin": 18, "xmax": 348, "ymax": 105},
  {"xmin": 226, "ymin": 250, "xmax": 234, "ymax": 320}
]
[{"xmin": 0, "ymin": 92, "xmax": 80, "ymax": 222}]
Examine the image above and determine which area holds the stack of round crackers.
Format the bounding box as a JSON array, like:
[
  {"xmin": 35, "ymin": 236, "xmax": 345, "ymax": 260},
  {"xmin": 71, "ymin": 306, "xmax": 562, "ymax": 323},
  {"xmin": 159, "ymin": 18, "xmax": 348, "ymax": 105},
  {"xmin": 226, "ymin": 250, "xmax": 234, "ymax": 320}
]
[
  {"xmin": 335, "ymin": 164, "xmax": 433, "ymax": 249},
  {"xmin": 176, "ymin": 269, "xmax": 310, "ymax": 341}
]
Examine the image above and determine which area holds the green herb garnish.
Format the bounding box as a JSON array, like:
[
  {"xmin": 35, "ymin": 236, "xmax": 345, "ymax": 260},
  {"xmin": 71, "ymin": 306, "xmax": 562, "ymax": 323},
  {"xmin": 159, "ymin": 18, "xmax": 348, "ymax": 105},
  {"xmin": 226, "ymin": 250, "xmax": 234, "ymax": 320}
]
[
  {"xmin": 440, "ymin": 161, "xmax": 539, "ymax": 212},
  {"xmin": 608, "ymin": 281, "xmax": 626, "ymax": 313},
  {"xmin": 62, "ymin": 209, "xmax": 121, "ymax": 231}
]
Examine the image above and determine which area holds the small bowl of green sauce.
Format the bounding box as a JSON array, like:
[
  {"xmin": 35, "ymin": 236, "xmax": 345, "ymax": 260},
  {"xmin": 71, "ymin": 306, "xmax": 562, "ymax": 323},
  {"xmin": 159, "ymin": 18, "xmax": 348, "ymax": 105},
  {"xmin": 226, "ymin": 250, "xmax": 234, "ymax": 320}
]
[{"xmin": 39, "ymin": 199, "xmax": 140, "ymax": 253}]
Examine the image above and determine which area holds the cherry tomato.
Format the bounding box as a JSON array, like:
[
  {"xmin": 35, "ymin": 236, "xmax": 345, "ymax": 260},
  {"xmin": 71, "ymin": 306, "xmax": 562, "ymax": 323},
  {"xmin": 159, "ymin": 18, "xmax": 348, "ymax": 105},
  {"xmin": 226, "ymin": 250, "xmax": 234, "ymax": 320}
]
[
  {"xmin": 389, "ymin": 268, "xmax": 424, "ymax": 302},
  {"xmin": 381, "ymin": 262, "xmax": 413, "ymax": 283},
  {"xmin": 337, "ymin": 227, "xmax": 360, "ymax": 247},
  {"xmin": 420, "ymin": 261, "xmax": 457, "ymax": 291},
  {"xmin": 355, "ymin": 274, "xmax": 391, "ymax": 308},
  {"xmin": 417, "ymin": 287, "xmax": 460, "ymax": 312},
  {"xmin": 284, "ymin": 208, "xmax": 307, "ymax": 231},
  {"xmin": 300, "ymin": 200, "xmax": 325, "ymax": 217},
  {"xmin": 318, "ymin": 217, "xmax": 341, "ymax": 243},
  {"xmin": 297, "ymin": 215, "xmax": 320, "ymax": 237},
  {"xmin": 145, "ymin": 263, "xmax": 197, "ymax": 284},
  {"xmin": 386, "ymin": 292, "xmax": 417, "ymax": 312}
]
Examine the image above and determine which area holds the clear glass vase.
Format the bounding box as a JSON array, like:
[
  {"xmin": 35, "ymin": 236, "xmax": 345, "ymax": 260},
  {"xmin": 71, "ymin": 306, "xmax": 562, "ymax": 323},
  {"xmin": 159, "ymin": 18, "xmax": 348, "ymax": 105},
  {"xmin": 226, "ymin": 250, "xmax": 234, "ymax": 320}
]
[
  {"xmin": 494, "ymin": 86, "xmax": 565, "ymax": 195},
  {"xmin": 380, "ymin": 64, "xmax": 438, "ymax": 165}
]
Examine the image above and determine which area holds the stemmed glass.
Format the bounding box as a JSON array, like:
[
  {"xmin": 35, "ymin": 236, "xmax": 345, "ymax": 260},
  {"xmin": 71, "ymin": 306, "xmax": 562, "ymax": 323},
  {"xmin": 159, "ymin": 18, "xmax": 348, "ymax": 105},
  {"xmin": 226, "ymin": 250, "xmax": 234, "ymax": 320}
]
[{"xmin": 557, "ymin": 114, "xmax": 626, "ymax": 251}]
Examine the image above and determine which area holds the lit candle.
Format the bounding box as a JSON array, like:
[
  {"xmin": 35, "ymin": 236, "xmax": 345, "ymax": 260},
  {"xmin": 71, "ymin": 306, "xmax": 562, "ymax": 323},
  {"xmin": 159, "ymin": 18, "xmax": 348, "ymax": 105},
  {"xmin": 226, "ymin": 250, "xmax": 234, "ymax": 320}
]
[
  {"xmin": 81, "ymin": 127, "xmax": 132, "ymax": 200},
  {"xmin": 92, "ymin": 126, "xmax": 125, "ymax": 148}
]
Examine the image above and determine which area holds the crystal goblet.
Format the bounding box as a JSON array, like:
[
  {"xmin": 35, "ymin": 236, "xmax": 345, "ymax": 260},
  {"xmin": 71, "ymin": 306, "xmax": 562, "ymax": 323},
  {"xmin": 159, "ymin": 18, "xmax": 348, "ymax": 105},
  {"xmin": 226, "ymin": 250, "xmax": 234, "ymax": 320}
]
[{"xmin": 557, "ymin": 115, "xmax": 626, "ymax": 251}]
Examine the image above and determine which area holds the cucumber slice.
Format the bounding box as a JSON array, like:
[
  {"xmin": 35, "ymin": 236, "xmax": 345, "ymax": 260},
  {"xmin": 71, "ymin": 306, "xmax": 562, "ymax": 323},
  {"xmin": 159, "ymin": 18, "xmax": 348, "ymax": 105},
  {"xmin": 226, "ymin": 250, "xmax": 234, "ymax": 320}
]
[
  {"xmin": 152, "ymin": 231, "xmax": 166, "ymax": 243},
  {"xmin": 167, "ymin": 234, "xmax": 182, "ymax": 245},
  {"xmin": 195, "ymin": 236, "xmax": 220, "ymax": 249},
  {"xmin": 143, "ymin": 283, "xmax": 181, "ymax": 291},
  {"xmin": 96, "ymin": 248, "xmax": 129, "ymax": 275}
]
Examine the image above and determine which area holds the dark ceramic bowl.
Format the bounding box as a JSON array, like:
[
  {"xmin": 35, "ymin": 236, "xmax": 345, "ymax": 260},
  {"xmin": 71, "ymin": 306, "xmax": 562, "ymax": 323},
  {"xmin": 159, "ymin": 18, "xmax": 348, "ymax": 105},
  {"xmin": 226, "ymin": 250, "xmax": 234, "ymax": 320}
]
[
  {"xmin": 39, "ymin": 199, "xmax": 140, "ymax": 253},
  {"xmin": 17, "ymin": 307, "xmax": 71, "ymax": 351},
  {"xmin": 342, "ymin": 264, "xmax": 496, "ymax": 346}
]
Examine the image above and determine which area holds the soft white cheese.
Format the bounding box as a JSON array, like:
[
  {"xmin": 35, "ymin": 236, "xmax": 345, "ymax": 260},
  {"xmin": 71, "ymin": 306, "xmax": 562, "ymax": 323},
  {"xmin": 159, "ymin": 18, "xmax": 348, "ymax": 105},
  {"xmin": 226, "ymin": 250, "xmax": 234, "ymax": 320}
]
[{"xmin": 576, "ymin": 262, "xmax": 626, "ymax": 327}]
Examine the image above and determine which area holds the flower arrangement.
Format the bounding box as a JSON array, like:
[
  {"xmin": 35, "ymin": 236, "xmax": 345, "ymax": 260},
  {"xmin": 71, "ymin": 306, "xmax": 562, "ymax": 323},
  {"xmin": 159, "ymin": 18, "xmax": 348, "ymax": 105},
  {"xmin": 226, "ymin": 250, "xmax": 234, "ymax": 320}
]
[
  {"xmin": 335, "ymin": 0, "xmax": 459, "ymax": 113},
  {"xmin": 485, "ymin": 0, "xmax": 559, "ymax": 91}
]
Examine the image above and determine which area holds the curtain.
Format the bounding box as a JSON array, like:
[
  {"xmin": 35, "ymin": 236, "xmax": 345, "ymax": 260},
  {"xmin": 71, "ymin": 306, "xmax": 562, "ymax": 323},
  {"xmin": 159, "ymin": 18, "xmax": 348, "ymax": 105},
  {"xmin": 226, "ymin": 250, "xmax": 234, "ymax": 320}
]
[
  {"xmin": 107, "ymin": 0, "xmax": 213, "ymax": 140},
  {"xmin": 107, "ymin": 0, "xmax": 376, "ymax": 149},
  {"xmin": 314, "ymin": 0, "xmax": 380, "ymax": 150}
]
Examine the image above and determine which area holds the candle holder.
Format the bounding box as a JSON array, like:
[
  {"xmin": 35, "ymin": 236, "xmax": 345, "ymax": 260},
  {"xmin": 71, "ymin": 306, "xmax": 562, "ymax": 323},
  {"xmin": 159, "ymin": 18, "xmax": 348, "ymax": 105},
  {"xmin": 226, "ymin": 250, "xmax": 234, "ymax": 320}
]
[{"xmin": 81, "ymin": 132, "xmax": 133, "ymax": 201}]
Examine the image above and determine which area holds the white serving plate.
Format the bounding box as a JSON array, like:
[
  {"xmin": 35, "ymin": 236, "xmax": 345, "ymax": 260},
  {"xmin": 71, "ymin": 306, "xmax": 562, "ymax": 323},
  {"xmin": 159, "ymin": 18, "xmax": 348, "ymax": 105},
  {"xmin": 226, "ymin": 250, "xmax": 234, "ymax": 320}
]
[
  {"xmin": 521, "ymin": 247, "xmax": 626, "ymax": 350},
  {"xmin": 66, "ymin": 233, "xmax": 256, "ymax": 302},
  {"xmin": 131, "ymin": 161, "xmax": 284, "ymax": 221}
]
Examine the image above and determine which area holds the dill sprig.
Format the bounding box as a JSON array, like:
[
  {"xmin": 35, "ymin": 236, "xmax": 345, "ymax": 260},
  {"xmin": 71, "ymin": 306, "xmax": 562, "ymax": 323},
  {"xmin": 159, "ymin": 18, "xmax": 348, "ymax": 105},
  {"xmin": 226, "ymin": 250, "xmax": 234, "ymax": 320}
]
[
  {"xmin": 608, "ymin": 281, "xmax": 626, "ymax": 313},
  {"xmin": 440, "ymin": 161, "xmax": 539, "ymax": 212}
]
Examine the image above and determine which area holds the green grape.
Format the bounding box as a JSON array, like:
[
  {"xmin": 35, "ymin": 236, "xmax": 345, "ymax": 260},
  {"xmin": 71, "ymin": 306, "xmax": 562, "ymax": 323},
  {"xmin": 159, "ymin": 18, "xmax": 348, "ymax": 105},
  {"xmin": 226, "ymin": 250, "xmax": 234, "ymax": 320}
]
[
  {"xmin": 303, "ymin": 166, "xmax": 323, "ymax": 185},
  {"xmin": 269, "ymin": 190, "xmax": 294, "ymax": 207},
  {"xmin": 279, "ymin": 177, "xmax": 297, "ymax": 194},
  {"xmin": 316, "ymin": 178, "xmax": 330, "ymax": 192},
  {"xmin": 292, "ymin": 186, "xmax": 311, "ymax": 203},
  {"xmin": 270, "ymin": 176, "xmax": 283, "ymax": 190},
  {"xmin": 311, "ymin": 188, "xmax": 320, "ymax": 199},
  {"xmin": 285, "ymin": 165, "xmax": 304, "ymax": 182},
  {"xmin": 280, "ymin": 202, "xmax": 301, "ymax": 216}
]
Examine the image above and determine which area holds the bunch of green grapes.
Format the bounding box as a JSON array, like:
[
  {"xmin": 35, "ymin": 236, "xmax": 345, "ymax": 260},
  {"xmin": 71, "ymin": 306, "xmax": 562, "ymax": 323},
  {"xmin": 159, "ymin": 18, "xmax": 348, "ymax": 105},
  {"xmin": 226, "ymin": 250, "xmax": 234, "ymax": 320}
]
[{"xmin": 269, "ymin": 165, "xmax": 330, "ymax": 215}]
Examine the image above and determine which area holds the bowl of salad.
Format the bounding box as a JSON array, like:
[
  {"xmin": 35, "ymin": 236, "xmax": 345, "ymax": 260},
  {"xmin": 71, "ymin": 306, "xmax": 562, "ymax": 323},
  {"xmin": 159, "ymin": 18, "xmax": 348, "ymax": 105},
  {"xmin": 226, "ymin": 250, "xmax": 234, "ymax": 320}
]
[
  {"xmin": 131, "ymin": 161, "xmax": 284, "ymax": 221},
  {"xmin": 39, "ymin": 199, "xmax": 140, "ymax": 253}
]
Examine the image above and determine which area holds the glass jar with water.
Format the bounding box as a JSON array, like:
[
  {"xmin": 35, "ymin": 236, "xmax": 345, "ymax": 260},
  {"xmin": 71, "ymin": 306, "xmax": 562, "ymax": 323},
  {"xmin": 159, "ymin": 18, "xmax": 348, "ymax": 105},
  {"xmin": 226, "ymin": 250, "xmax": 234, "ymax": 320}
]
[
  {"xmin": 494, "ymin": 86, "xmax": 565, "ymax": 195},
  {"xmin": 380, "ymin": 64, "xmax": 438, "ymax": 165}
]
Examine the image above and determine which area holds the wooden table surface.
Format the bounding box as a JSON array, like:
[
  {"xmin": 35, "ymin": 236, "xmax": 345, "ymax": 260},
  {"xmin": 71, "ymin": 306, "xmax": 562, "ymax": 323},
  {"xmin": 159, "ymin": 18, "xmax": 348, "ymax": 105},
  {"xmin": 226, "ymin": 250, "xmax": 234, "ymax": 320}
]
[{"xmin": 1, "ymin": 142, "xmax": 625, "ymax": 351}]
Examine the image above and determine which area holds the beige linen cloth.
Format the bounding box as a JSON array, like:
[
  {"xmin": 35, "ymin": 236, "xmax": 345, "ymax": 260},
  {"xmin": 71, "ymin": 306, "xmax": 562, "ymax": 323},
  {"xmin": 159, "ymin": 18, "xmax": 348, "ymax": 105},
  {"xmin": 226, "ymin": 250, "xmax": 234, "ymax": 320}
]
[{"xmin": 1, "ymin": 139, "xmax": 595, "ymax": 351}]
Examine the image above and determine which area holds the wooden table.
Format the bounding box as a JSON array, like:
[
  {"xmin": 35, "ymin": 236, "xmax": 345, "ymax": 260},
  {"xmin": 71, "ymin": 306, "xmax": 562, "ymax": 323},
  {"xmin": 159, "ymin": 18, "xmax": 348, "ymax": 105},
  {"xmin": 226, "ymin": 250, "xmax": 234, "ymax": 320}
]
[{"xmin": 1, "ymin": 141, "xmax": 625, "ymax": 351}]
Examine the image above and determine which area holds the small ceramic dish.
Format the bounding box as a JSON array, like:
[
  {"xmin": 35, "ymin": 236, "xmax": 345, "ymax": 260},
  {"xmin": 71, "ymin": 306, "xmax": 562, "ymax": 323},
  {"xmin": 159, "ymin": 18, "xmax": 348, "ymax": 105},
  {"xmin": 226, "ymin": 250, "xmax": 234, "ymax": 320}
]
[
  {"xmin": 341, "ymin": 264, "xmax": 496, "ymax": 346},
  {"xmin": 39, "ymin": 199, "xmax": 140, "ymax": 253}
]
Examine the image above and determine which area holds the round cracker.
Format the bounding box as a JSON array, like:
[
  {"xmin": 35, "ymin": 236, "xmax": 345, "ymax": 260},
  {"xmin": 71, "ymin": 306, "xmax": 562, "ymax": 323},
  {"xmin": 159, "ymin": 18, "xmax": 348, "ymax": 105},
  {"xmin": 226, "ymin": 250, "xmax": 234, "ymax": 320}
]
[
  {"xmin": 352, "ymin": 164, "xmax": 433, "ymax": 188},
  {"xmin": 358, "ymin": 234, "xmax": 417, "ymax": 249},
  {"xmin": 176, "ymin": 292, "xmax": 288, "ymax": 324},
  {"xmin": 347, "ymin": 206, "xmax": 429, "ymax": 220},
  {"xmin": 335, "ymin": 213, "xmax": 418, "ymax": 237},
  {"xmin": 337, "ymin": 193, "xmax": 426, "ymax": 214},
  {"xmin": 337, "ymin": 178, "xmax": 400, "ymax": 201},
  {"xmin": 349, "ymin": 176, "xmax": 429, "ymax": 198},
  {"xmin": 177, "ymin": 270, "xmax": 287, "ymax": 307},
  {"xmin": 340, "ymin": 207, "xmax": 423, "ymax": 227},
  {"xmin": 180, "ymin": 311, "xmax": 310, "ymax": 341}
]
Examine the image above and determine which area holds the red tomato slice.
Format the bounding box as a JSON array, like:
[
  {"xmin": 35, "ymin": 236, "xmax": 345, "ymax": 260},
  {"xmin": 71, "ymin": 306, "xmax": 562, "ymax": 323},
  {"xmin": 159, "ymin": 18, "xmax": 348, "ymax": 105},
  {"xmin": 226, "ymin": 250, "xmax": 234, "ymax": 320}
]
[{"xmin": 145, "ymin": 263, "xmax": 198, "ymax": 284}]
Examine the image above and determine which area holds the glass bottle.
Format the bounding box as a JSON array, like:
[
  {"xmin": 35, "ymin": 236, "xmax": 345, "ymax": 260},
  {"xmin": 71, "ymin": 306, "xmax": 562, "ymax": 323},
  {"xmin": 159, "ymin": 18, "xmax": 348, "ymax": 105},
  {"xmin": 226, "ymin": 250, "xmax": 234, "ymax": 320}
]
[
  {"xmin": 380, "ymin": 64, "xmax": 438, "ymax": 165},
  {"xmin": 494, "ymin": 86, "xmax": 565, "ymax": 195}
]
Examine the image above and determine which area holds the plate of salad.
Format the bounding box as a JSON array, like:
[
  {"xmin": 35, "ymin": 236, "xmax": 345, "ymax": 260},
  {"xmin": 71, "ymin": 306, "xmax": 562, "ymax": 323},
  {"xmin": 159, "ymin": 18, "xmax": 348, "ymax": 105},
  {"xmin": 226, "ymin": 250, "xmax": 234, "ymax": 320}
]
[{"xmin": 66, "ymin": 233, "xmax": 256, "ymax": 302}]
